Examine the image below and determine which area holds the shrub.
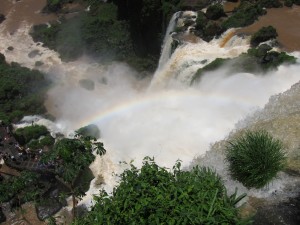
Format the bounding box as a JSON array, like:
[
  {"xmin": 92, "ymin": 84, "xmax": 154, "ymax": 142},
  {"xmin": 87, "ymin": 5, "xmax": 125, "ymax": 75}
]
[
  {"xmin": 258, "ymin": 0, "xmax": 283, "ymax": 8},
  {"xmin": 14, "ymin": 125, "xmax": 49, "ymax": 145},
  {"xmin": 284, "ymin": 0, "xmax": 293, "ymax": 7},
  {"xmin": 195, "ymin": 11, "xmax": 207, "ymax": 30},
  {"xmin": 75, "ymin": 124, "xmax": 100, "ymax": 139},
  {"xmin": 294, "ymin": 0, "xmax": 300, "ymax": 5},
  {"xmin": 226, "ymin": 130, "xmax": 286, "ymax": 189},
  {"xmin": 221, "ymin": 3, "xmax": 266, "ymax": 29},
  {"xmin": 74, "ymin": 158, "xmax": 248, "ymax": 224},
  {"xmin": 40, "ymin": 135, "xmax": 55, "ymax": 146},
  {"xmin": 206, "ymin": 3, "xmax": 226, "ymax": 20},
  {"xmin": 250, "ymin": 26, "xmax": 278, "ymax": 47}
]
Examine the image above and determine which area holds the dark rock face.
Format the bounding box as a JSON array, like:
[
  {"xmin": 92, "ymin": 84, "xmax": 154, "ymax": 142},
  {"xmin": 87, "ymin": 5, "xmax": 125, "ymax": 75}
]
[
  {"xmin": 0, "ymin": 14, "xmax": 5, "ymax": 24},
  {"xmin": 0, "ymin": 207, "xmax": 6, "ymax": 223},
  {"xmin": 36, "ymin": 199, "xmax": 63, "ymax": 220},
  {"xmin": 180, "ymin": 0, "xmax": 215, "ymax": 10},
  {"xmin": 253, "ymin": 195, "xmax": 300, "ymax": 225}
]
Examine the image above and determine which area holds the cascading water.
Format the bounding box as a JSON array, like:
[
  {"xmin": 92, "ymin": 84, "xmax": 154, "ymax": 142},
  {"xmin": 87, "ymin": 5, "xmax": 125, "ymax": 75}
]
[
  {"xmin": 150, "ymin": 10, "xmax": 250, "ymax": 89},
  {"xmin": 157, "ymin": 11, "xmax": 181, "ymax": 70},
  {"xmin": 1, "ymin": 5, "xmax": 300, "ymax": 215}
]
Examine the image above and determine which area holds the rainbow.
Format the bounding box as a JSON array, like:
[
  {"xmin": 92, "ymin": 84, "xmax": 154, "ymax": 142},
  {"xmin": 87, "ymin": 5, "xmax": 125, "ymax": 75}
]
[{"xmin": 76, "ymin": 87, "xmax": 257, "ymax": 129}]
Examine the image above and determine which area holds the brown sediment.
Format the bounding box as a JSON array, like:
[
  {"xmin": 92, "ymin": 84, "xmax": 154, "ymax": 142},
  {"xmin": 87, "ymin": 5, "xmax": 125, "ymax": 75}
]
[
  {"xmin": 223, "ymin": 0, "xmax": 240, "ymax": 13},
  {"xmin": 2, "ymin": 202, "xmax": 47, "ymax": 225},
  {"xmin": 238, "ymin": 6, "xmax": 300, "ymax": 52},
  {"xmin": 0, "ymin": 163, "xmax": 20, "ymax": 176},
  {"xmin": 0, "ymin": 0, "xmax": 57, "ymax": 33},
  {"xmin": 220, "ymin": 29, "xmax": 236, "ymax": 47}
]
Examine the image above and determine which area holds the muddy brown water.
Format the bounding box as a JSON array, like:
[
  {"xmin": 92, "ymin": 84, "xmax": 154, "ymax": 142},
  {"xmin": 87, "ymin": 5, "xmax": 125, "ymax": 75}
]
[
  {"xmin": 0, "ymin": 0, "xmax": 56, "ymax": 33},
  {"xmin": 238, "ymin": 6, "xmax": 300, "ymax": 52}
]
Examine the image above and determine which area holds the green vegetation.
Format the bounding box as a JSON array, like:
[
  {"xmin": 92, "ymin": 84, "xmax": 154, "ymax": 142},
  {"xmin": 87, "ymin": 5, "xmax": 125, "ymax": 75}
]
[
  {"xmin": 0, "ymin": 54, "xmax": 49, "ymax": 124},
  {"xmin": 284, "ymin": 0, "xmax": 293, "ymax": 7},
  {"xmin": 42, "ymin": 135, "xmax": 106, "ymax": 219},
  {"xmin": 226, "ymin": 130, "xmax": 286, "ymax": 189},
  {"xmin": 257, "ymin": 0, "xmax": 283, "ymax": 8},
  {"xmin": 221, "ymin": 2, "xmax": 266, "ymax": 29},
  {"xmin": 75, "ymin": 124, "xmax": 100, "ymax": 139},
  {"xmin": 206, "ymin": 3, "xmax": 226, "ymax": 20},
  {"xmin": 191, "ymin": 45, "xmax": 296, "ymax": 84},
  {"xmin": 14, "ymin": 125, "xmax": 49, "ymax": 145},
  {"xmin": 74, "ymin": 158, "xmax": 249, "ymax": 224},
  {"xmin": 250, "ymin": 26, "xmax": 278, "ymax": 47},
  {"xmin": 0, "ymin": 172, "xmax": 40, "ymax": 203},
  {"xmin": 191, "ymin": 58, "xmax": 229, "ymax": 83}
]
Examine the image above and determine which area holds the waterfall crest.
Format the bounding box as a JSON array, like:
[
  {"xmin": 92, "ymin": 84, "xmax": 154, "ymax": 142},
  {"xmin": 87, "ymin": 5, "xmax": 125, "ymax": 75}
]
[
  {"xmin": 157, "ymin": 11, "xmax": 181, "ymax": 70},
  {"xmin": 150, "ymin": 27, "xmax": 250, "ymax": 90}
]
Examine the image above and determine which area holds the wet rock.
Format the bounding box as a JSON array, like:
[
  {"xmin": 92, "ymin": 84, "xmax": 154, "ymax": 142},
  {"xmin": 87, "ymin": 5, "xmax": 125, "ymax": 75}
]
[
  {"xmin": 35, "ymin": 61, "xmax": 44, "ymax": 67},
  {"xmin": 0, "ymin": 14, "xmax": 5, "ymax": 24},
  {"xmin": 253, "ymin": 194, "xmax": 300, "ymax": 225},
  {"xmin": 79, "ymin": 79, "xmax": 95, "ymax": 91},
  {"xmin": 36, "ymin": 199, "xmax": 63, "ymax": 221},
  {"xmin": 28, "ymin": 50, "xmax": 41, "ymax": 58},
  {"xmin": 0, "ymin": 53, "xmax": 5, "ymax": 63},
  {"xmin": 0, "ymin": 207, "xmax": 6, "ymax": 223}
]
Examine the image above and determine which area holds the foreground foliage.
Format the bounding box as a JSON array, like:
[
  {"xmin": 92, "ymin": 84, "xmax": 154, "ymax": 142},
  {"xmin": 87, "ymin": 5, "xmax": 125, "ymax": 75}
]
[
  {"xmin": 74, "ymin": 158, "xmax": 249, "ymax": 224},
  {"xmin": 226, "ymin": 130, "xmax": 286, "ymax": 189}
]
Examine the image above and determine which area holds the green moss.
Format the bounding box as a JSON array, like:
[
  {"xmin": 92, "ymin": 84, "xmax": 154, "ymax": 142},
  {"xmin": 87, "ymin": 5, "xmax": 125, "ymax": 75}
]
[
  {"xmin": 191, "ymin": 58, "xmax": 229, "ymax": 84},
  {"xmin": 250, "ymin": 26, "xmax": 278, "ymax": 47}
]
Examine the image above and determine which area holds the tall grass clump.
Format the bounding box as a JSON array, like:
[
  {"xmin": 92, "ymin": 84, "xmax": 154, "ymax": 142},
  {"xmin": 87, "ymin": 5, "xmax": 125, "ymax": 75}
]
[{"xmin": 226, "ymin": 130, "xmax": 286, "ymax": 189}]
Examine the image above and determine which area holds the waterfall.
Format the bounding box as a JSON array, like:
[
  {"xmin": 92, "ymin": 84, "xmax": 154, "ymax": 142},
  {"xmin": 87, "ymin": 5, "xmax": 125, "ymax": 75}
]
[
  {"xmin": 150, "ymin": 28, "xmax": 250, "ymax": 90},
  {"xmin": 157, "ymin": 11, "xmax": 181, "ymax": 70},
  {"xmin": 1, "ymin": 5, "xmax": 300, "ymax": 214}
]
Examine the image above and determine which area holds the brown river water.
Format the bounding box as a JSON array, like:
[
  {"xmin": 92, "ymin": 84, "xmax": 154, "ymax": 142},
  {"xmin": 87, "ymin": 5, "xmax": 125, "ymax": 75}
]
[
  {"xmin": 238, "ymin": 5, "xmax": 300, "ymax": 52},
  {"xmin": 0, "ymin": 0, "xmax": 56, "ymax": 33}
]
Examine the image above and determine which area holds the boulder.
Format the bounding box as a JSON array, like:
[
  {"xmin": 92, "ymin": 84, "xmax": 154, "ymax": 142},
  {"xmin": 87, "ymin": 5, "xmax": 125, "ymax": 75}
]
[
  {"xmin": 0, "ymin": 207, "xmax": 6, "ymax": 223},
  {"xmin": 36, "ymin": 199, "xmax": 63, "ymax": 221},
  {"xmin": 0, "ymin": 14, "xmax": 5, "ymax": 24},
  {"xmin": 79, "ymin": 79, "xmax": 95, "ymax": 91},
  {"xmin": 250, "ymin": 26, "xmax": 278, "ymax": 47}
]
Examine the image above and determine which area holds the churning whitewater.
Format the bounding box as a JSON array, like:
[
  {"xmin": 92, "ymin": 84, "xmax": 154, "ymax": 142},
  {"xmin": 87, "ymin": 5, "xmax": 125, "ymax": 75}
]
[{"xmin": 0, "ymin": 10, "xmax": 300, "ymax": 208}]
